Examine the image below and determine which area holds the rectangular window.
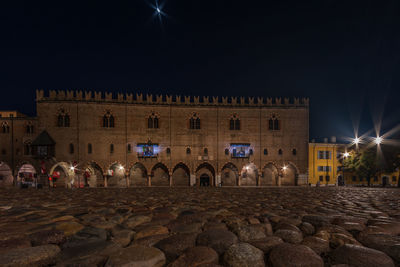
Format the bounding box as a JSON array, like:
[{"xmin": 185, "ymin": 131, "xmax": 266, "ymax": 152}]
[
  {"xmin": 317, "ymin": 151, "xmax": 331, "ymax": 159},
  {"xmin": 359, "ymin": 177, "xmax": 363, "ymax": 182},
  {"xmin": 352, "ymin": 176, "xmax": 356, "ymax": 181},
  {"xmin": 319, "ymin": 176, "xmax": 323, "ymax": 181},
  {"xmin": 231, "ymin": 144, "xmax": 250, "ymax": 158},
  {"xmin": 325, "ymin": 151, "xmax": 331, "ymax": 159},
  {"xmin": 374, "ymin": 176, "xmax": 378, "ymax": 182},
  {"xmin": 317, "ymin": 166, "xmax": 331, "ymax": 172},
  {"xmin": 318, "ymin": 151, "xmax": 324, "ymax": 159},
  {"xmin": 392, "ymin": 176, "xmax": 397, "ymax": 182},
  {"xmin": 325, "ymin": 175, "xmax": 330, "ymax": 181},
  {"xmin": 317, "ymin": 166, "xmax": 323, "ymax": 171}
]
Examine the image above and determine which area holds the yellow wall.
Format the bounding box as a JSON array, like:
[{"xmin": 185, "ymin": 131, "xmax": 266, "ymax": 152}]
[
  {"xmin": 309, "ymin": 142, "xmax": 399, "ymax": 186},
  {"xmin": 308, "ymin": 143, "xmax": 342, "ymax": 185}
]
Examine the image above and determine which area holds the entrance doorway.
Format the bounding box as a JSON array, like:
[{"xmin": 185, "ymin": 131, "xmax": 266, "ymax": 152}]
[
  {"xmin": 200, "ymin": 174, "xmax": 210, "ymax": 186},
  {"xmin": 382, "ymin": 176, "xmax": 389, "ymax": 187}
]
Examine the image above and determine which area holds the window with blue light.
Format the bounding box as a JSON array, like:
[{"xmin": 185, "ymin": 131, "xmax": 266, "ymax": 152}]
[
  {"xmin": 137, "ymin": 143, "xmax": 159, "ymax": 157},
  {"xmin": 230, "ymin": 143, "xmax": 250, "ymax": 158}
]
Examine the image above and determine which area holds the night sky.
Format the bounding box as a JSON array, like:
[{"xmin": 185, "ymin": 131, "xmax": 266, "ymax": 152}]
[{"xmin": 1, "ymin": 0, "xmax": 399, "ymax": 141}]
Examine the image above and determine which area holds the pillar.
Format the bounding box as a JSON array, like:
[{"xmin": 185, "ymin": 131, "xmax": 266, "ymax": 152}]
[
  {"xmin": 215, "ymin": 173, "xmax": 221, "ymax": 187},
  {"xmin": 238, "ymin": 174, "xmax": 241, "ymax": 186},
  {"xmin": 148, "ymin": 175, "xmax": 152, "ymax": 187},
  {"xmin": 169, "ymin": 172, "xmax": 173, "ymax": 186},
  {"xmin": 104, "ymin": 174, "xmax": 108, "ymax": 187},
  {"xmin": 190, "ymin": 174, "xmax": 196, "ymax": 186}
]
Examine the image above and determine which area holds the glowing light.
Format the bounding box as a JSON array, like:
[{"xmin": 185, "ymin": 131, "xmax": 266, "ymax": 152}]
[
  {"xmin": 156, "ymin": 7, "xmax": 161, "ymax": 13},
  {"xmin": 245, "ymin": 166, "xmax": 250, "ymax": 171},
  {"xmin": 70, "ymin": 166, "xmax": 75, "ymax": 171},
  {"xmin": 353, "ymin": 137, "xmax": 360, "ymax": 145},
  {"xmin": 343, "ymin": 152, "xmax": 349, "ymax": 158},
  {"xmin": 282, "ymin": 166, "xmax": 287, "ymax": 171},
  {"xmin": 374, "ymin": 136, "xmax": 383, "ymax": 145},
  {"xmin": 119, "ymin": 165, "xmax": 124, "ymax": 171}
]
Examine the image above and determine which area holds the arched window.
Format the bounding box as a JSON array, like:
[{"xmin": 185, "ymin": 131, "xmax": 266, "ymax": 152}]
[
  {"xmin": 186, "ymin": 147, "xmax": 191, "ymax": 154},
  {"xmin": 229, "ymin": 114, "xmax": 240, "ymax": 130},
  {"xmin": 88, "ymin": 143, "xmax": 92, "ymax": 154},
  {"xmin": 1, "ymin": 122, "xmax": 10, "ymax": 133},
  {"xmin": 204, "ymin": 148, "xmax": 208, "ymax": 155},
  {"xmin": 189, "ymin": 113, "xmax": 201, "ymax": 129},
  {"xmin": 166, "ymin": 147, "xmax": 171, "ymax": 155},
  {"xmin": 102, "ymin": 111, "xmax": 115, "ymax": 128},
  {"xmin": 225, "ymin": 148, "xmax": 229, "ymax": 155},
  {"xmin": 110, "ymin": 144, "xmax": 114, "ymax": 153},
  {"xmin": 147, "ymin": 112, "xmax": 159, "ymax": 129},
  {"xmin": 268, "ymin": 114, "xmax": 280, "ymax": 131},
  {"xmin": 57, "ymin": 110, "xmax": 70, "ymax": 127},
  {"xmin": 127, "ymin": 144, "xmax": 131, "ymax": 153},
  {"xmin": 249, "ymin": 149, "xmax": 254, "ymax": 155},
  {"xmin": 264, "ymin": 148, "xmax": 268, "ymax": 155},
  {"xmin": 278, "ymin": 149, "xmax": 283, "ymax": 155},
  {"xmin": 57, "ymin": 114, "xmax": 64, "ymax": 127},
  {"xmin": 69, "ymin": 143, "xmax": 74, "ymax": 154},
  {"xmin": 292, "ymin": 148, "xmax": 297, "ymax": 155},
  {"xmin": 26, "ymin": 122, "xmax": 34, "ymax": 134}
]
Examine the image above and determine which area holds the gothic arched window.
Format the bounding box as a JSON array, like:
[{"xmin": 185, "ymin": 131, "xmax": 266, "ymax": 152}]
[
  {"xmin": 147, "ymin": 112, "xmax": 159, "ymax": 129},
  {"xmin": 24, "ymin": 141, "xmax": 32, "ymax": 155},
  {"xmin": 1, "ymin": 122, "xmax": 10, "ymax": 133},
  {"xmin": 229, "ymin": 114, "xmax": 240, "ymax": 130},
  {"xmin": 26, "ymin": 122, "xmax": 34, "ymax": 134},
  {"xmin": 268, "ymin": 113, "xmax": 280, "ymax": 131},
  {"xmin": 278, "ymin": 149, "xmax": 283, "ymax": 155},
  {"xmin": 292, "ymin": 148, "xmax": 297, "ymax": 155},
  {"xmin": 204, "ymin": 148, "xmax": 208, "ymax": 155},
  {"xmin": 186, "ymin": 147, "xmax": 191, "ymax": 154},
  {"xmin": 189, "ymin": 113, "xmax": 201, "ymax": 129},
  {"xmin": 57, "ymin": 109, "xmax": 70, "ymax": 127},
  {"xmin": 127, "ymin": 144, "xmax": 132, "ymax": 153},
  {"xmin": 103, "ymin": 111, "xmax": 115, "ymax": 128},
  {"xmin": 110, "ymin": 144, "xmax": 114, "ymax": 153}
]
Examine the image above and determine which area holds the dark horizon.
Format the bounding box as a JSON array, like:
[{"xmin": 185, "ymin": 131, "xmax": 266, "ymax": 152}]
[{"xmin": 1, "ymin": 0, "xmax": 400, "ymax": 141}]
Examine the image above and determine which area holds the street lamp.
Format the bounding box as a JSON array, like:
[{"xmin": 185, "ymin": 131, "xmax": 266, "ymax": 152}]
[
  {"xmin": 374, "ymin": 136, "xmax": 383, "ymax": 145},
  {"xmin": 343, "ymin": 152, "xmax": 349, "ymax": 158},
  {"xmin": 353, "ymin": 137, "xmax": 360, "ymax": 145}
]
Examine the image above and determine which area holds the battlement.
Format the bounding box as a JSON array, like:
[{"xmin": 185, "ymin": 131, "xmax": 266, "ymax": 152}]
[{"xmin": 36, "ymin": 89, "xmax": 309, "ymax": 107}]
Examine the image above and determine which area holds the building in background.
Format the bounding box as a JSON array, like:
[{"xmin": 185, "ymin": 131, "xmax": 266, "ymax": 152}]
[
  {"xmin": 309, "ymin": 139, "xmax": 399, "ymax": 186},
  {"xmin": 0, "ymin": 90, "xmax": 309, "ymax": 188}
]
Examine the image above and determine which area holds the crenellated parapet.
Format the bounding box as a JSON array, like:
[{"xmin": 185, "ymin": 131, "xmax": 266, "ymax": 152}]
[{"xmin": 36, "ymin": 89, "xmax": 309, "ymax": 108}]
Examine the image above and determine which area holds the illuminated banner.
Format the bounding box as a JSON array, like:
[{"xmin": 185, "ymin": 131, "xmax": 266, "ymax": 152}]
[
  {"xmin": 137, "ymin": 143, "xmax": 159, "ymax": 157},
  {"xmin": 230, "ymin": 143, "xmax": 250, "ymax": 158}
]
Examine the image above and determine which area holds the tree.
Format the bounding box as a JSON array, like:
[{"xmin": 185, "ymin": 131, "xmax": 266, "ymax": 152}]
[{"xmin": 342, "ymin": 145, "xmax": 400, "ymax": 187}]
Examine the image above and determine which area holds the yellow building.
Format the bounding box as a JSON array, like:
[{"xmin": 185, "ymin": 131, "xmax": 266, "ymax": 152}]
[{"xmin": 309, "ymin": 140, "xmax": 399, "ymax": 187}]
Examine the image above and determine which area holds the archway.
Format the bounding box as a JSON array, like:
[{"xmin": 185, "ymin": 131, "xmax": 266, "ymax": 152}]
[
  {"xmin": 337, "ymin": 175, "xmax": 344, "ymax": 186},
  {"xmin": 151, "ymin": 163, "xmax": 170, "ymax": 186},
  {"xmin": 221, "ymin": 163, "xmax": 239, "ymax": 186},
  {"xmin": 84, "ymin": 162, "xmax": 104, "ymax": 187},
  {"xmin": 107, "ymin": 163, "xmax": 127, "ymax": 187},
  {"xmin": 17, "ymin": 163, "xmax": 37, "ymax": 187},
  {"xmin": 0, "ymin": 162, "xmax": 13, "ymax": 187},
  {"xmin": 261, "ymin": 163, "xmax": 278, "ymax": 186},
  {"xmin": 196, "ymin": 162, "xmax": 215, "ymax": 187},
  {"xmin": 129, "ymin": 163, "xmax": 148, "ymax": 187},
  {"xmin": 281, "ymin": 163, "xmax": 298, "ymax": 186},
  {"xmin": 49, "ymin": 162, "xmax": 73, "ymax": 188},
  {"xmin": 241, "ymin": 163, "xmax": 258, "ymax": 186},
  {"xmin": 172, "ymin": 163, "xmax": 190, "ymax": 186}
]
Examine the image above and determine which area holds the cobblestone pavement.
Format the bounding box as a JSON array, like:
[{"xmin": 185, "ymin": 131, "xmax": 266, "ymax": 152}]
[{"xmin": 0, "ymin": 187, "xmax": 399, "ymax": 267}]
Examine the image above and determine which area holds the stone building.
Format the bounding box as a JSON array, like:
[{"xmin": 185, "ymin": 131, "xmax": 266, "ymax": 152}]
[{"xmin": 0, "ymin": 89, "xmax": 309, "ymax": 187}]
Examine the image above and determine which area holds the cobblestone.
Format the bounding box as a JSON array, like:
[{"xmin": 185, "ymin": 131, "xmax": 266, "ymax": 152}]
[{"xmin": 0, "ymin": 187, "xmax": 399, "ymax": 266}]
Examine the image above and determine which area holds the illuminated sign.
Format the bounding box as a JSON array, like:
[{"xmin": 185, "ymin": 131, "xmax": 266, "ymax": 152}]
[
  {"xmin": 137, "ymin": 143, "xmax": 159, "ymax": 157},
  {"xmin": 230, "ymin": 143, "xmax": 250, "ymax": 158}
]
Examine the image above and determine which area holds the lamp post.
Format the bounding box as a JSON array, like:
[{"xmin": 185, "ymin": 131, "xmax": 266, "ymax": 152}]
[{"xmin": 342, "ymin": 152, "xmax": 349, "ymax": 186}]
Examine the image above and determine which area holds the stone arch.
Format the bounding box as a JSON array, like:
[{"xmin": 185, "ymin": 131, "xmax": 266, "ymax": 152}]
[
  {"xmin": 240, "ymin": 162, "xmax": 258, "ymax": 186},
  {"xmin": 107, "ymin": 162, "xmax": 127, "ymax": 187},
  {"xmin": 221, "ymin": 162, "xmax": 239, "ymax": 186},
  {"xmin": 129, "ymin": 162, "xmax": 148, "ymax": 187},
  {"xmin": 84, "ymin": 162, "xmax": 104, "ymax": 187},
  {"xmin": 0, "ymin": 162, "xmax": 13, "ymax": 187},
  {"xmin": 261, "ymin": 162, "xmax": 279, "ymax": 186},
  {"xmin": 49, "ymin": 162, "xmax": 74, "ymax": 188},
  {"xmin": 196, "ymin": 162, "xmax": 215, "ymax": 186},
  {"xmin": 281, "ymin": 162, "xmax": 298, "ymax": 186},
  {"xmin": 151, "ymin": 162, "xmax": 170, "ymax": 186},
  {"xmin": 172, "ymin": 162, "xmax": 190, "ymax": 186}
]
